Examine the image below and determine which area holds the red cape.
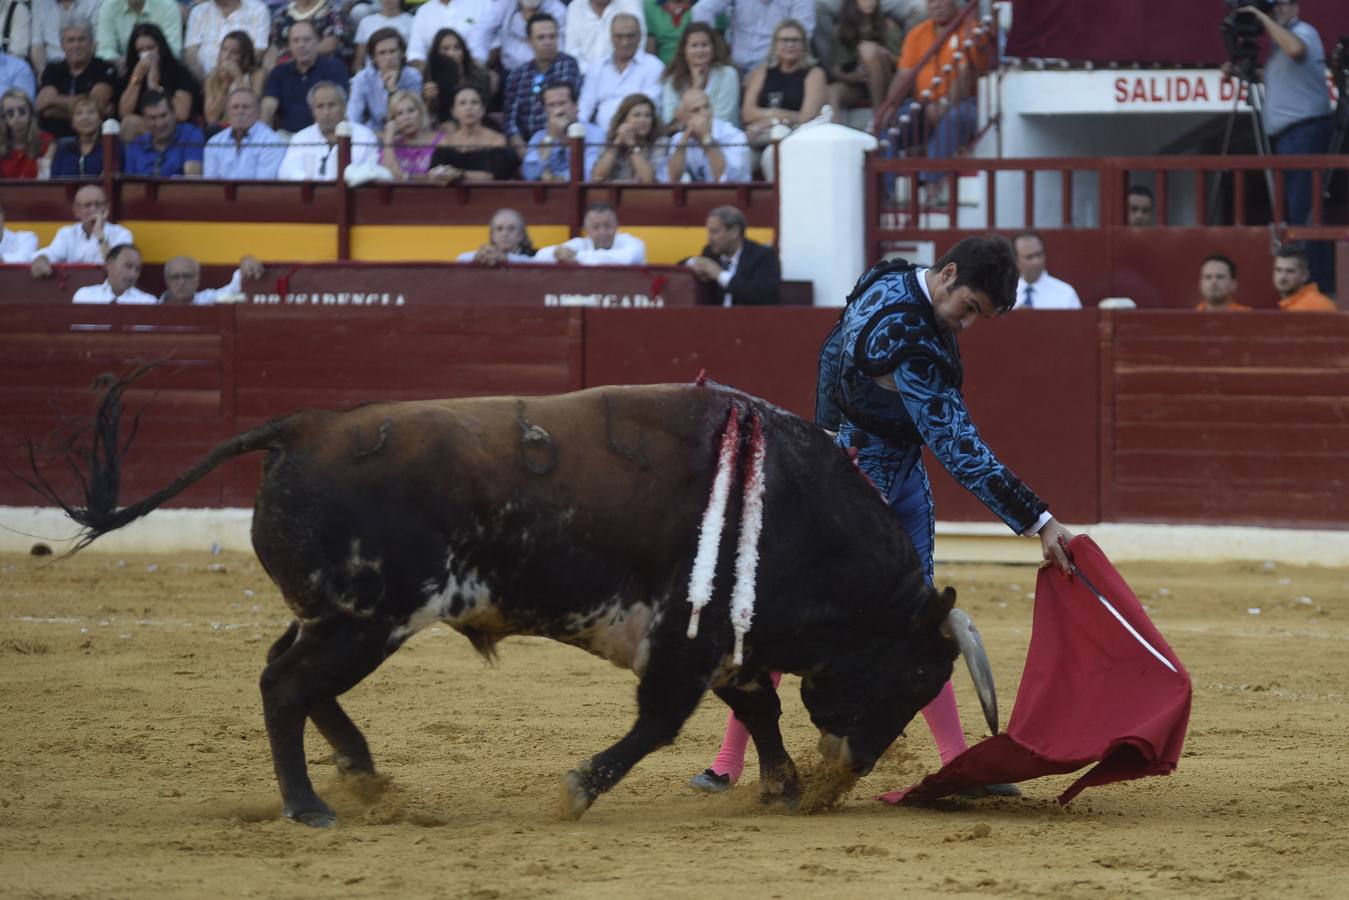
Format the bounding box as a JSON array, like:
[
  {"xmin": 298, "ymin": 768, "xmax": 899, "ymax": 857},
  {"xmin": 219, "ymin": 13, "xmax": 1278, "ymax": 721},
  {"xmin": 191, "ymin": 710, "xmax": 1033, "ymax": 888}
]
[{"xmin": 883, "ymin": 535, "xmax": 1191, "ymax": 805}]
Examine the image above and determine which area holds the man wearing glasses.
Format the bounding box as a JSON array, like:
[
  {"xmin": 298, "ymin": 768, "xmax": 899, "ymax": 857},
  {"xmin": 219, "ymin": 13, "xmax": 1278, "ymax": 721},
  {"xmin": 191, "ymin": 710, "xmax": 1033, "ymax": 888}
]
[
  {"xmin": 576, "ymin": 12, "xmax": 662, "ymax": 131},
  {"xmin": 503, "ymin": 12, "xmax": 581, "ymax": 159}
]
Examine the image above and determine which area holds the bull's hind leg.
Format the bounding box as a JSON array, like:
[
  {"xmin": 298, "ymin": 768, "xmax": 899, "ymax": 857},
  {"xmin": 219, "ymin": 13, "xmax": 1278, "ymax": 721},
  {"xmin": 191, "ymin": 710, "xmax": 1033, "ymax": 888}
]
[
  {"xmin": 266, "ymin": 622, "xmax": 375, "ymax": 775},
  {"xmin": 712, "ymin": 677, "xmax": 800, "ymax": 806},
  {"xmin": 260, "ymin": 616, "xmax": 391, "ymax": 827}
]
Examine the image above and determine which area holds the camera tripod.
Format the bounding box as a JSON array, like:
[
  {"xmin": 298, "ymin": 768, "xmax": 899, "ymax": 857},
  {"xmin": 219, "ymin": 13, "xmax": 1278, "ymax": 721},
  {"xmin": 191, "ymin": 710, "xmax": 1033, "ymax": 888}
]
[{"xmin": 1208, "ymin": 74, "xmax": 1277, "ymax": 226}]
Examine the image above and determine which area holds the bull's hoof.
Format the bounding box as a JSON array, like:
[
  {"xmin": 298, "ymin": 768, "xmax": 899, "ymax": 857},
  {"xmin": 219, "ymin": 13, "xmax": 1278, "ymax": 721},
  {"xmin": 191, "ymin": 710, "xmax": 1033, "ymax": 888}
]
[
  {"xmin": 560, "ymin": 769, "xmax": 596, "ymax": 821},
  {"xmin": 959, "ymin": 782, "xmax": 1022, "ymax": 799},
  {"xmin": 757, "ymin": 780, "xmax": 800, "ymax": 810},
  {"xmin": 331, "ymin": 752, "xmax": 375, "ymax": 776},
  {"xmin": 283, "ymin": 801, "xmax": 336, "ymax": 828}
]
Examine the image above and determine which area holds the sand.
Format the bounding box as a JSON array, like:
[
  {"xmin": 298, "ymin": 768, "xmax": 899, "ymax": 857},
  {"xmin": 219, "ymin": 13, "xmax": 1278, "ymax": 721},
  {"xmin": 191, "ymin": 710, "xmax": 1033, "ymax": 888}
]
[{"xmin": 1, "ymin": 551, "xmax": 1346, "ymax": 899}]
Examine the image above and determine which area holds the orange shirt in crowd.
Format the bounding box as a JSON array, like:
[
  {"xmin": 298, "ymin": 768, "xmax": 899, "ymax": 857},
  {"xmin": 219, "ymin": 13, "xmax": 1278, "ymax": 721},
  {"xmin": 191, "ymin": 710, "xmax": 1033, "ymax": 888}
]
[
  {"xmin": 897, "ymin": 19, "xmax": 988, "ymax": 102},
  {"xmin": 1195, "ymin": 300, "xmax": 1252, "ymax": 312},
  {"xmin": 1278, "ymin": 283, "xmax": 1337, "ymax": 311}
]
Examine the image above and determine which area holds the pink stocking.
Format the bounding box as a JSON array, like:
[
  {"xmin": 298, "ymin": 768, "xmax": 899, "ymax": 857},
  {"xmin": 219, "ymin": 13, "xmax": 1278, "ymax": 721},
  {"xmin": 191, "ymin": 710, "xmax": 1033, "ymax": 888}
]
[
  {"xmin": 920, "ymin": 680, "xmax": 969, "ymax": 765},
  {"xmin": 708, "ymin": 671, "xmax": 783, "ymax": 783}
]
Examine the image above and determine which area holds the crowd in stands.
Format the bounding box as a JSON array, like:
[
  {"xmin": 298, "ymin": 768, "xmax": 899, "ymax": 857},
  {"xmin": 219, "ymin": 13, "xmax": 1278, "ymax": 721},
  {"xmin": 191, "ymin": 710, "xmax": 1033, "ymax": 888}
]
[{"xmin": 0, "ymin": 0, "xmax": 988, "ymax": 183}]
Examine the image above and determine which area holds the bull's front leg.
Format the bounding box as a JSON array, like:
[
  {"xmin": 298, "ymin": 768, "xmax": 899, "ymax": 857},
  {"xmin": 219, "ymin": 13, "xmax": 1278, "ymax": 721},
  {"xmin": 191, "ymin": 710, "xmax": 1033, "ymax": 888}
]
[{"xmin": 712, "ymin": 676, "xmax": 800, "ymax": 807}]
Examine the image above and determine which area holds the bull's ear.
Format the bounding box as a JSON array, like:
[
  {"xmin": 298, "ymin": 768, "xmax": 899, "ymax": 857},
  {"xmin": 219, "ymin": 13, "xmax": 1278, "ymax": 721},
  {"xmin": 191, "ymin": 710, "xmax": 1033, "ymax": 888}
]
[{"xmin": 910, "ymin": 584, "xmax": 957, "ymax": 631}]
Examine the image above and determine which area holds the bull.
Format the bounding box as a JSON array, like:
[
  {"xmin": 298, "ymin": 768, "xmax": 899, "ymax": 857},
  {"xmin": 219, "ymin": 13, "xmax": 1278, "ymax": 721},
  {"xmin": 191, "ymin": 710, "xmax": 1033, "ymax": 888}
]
[{"xmin": 38, "ymin": 374, "xmax": 997, "ymax": 826}]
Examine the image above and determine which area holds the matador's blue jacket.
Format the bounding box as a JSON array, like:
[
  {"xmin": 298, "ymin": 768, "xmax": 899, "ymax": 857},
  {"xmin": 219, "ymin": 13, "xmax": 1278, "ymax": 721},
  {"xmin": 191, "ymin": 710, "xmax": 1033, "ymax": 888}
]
[{"xmin": 816, "ymin": 260, "xmax": 1048, "ymax": 535}]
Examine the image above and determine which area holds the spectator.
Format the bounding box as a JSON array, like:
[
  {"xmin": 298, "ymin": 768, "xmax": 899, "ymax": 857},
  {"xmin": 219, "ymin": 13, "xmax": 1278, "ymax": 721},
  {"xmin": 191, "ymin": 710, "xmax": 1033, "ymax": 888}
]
[
  {"xmin": 659, "ymin": 22, "xmax": 738, "ymax": 130},
  {"xmin": 354, "ymin": 0, "xmax": 415, "ymax": 70},
  {"xmin": 684, "ymin": 204, "xmax": 780, "ymax": 305},
  {"xmin": 564, "ymin": 0, "xmax": 644, "ymax": 76},
  {"xmin": 184, "ymin": 0, "xmax": 271, "ymax": 79},
  {"xmin": 428, "ymin": 83, "xmax": 517, "ymax": 179},
  {"xmin": 422, "ymin": 28, "xmax": 495, "ymax": 128},
  {"xmin": 1272, "ymin": 246, "xmax": 1336, "ymax": 311},
  {"xmin": 0, "ymin": 49, "xmax": 36, "ymax": 101},
  {"xmin": 1196, "ymin": 254, "xmax": 1250, "ymax": 312},
  {"xmin": 502, "ymin": 13, "xmax": 580, "ymax": 157},
  {"xmin": 455, "ymin": 206, "xmax": 536, "ymax": 264},
  {"xmin": 262, "ymin": 20, "xmax": 350, "ymax": 134},
  {"xmin": 50, "ymin": 93, "xmax": 108, "ymax": 177},
  {"xmin": 691, "ymin": 0, "xmax": 814, "ymax": 75},
  {"xmin": 269, "ymin": 0, "xmax": 350, "ymax": 67},
  {"xmin": 536, "ymin": 202, "xmax": 647, "ymax": 264},
  {"xmin": 0, "ymin": 202, "xmax": 40, "ymax": 263},
  {"xmin": 123, "ymin": 89, "xmax": 206, "ymax": 176},
  {"xmin": 0, "ymin": 0, "xmax": 30, "ymax": 61},
  {"xmin": 741, "ymin": 18, "xmax": 825, "ymax": 145},
  {"xmin": 117, "ymin": 24, "xmax": 203, "ymax": 143},
  {"xmin": 591, "ymin": 92, "xmax": 664, "ymax": 181},
  {"xmin": 277, "ymin": 81, "xmax": 380, "ymax": 179},
  {"xmin": 347, "ymin": 28, "xmax": 422, "ymax": 131},
  {"xmin": 520, "ymin": 79, "xmax": 602, "ymax": 180},
  {"xmin": 1, "ymin": 87, "xmax": 55, "ymax": 177},
  {"xmin": 160, "ymin": 254, "xmax": 265, "ymax": 303},
  {"xmin": 30, "ymin": 0, "xmax": 103, "ymax": 73},
  {"xmin": 73, "ymin": 243, "xmax": 158, "ymax": 304},
  {"xmin": 577, "ymin": 13, "xmax": 662, "ymax": 132},
  {"xmin": 1126, "ymin": 185, "xmax": 1155, "ymax": 226},
  {"xmin": 33, "ymin": 186, "xmax": 125, "ymax": 271},
  {"xmin": 664, "ymin": 86, "xmax": 749, "ymax": 182},
  {"xmin": 1012, "ymin": 232, "xmax": 1080, "ymax": 309},
  {"xmin": 380, "ymin": 88, "xmax": 446, "ymax": 178},
  {"xmin": 823, "ymin": 0, "xmax": 903, "ymax": 120},
  {"xmin": 814, "ymin": 0, "xmax": 923, "ymax": 73},
  {"xmin": 36, "ymin": 16, "xmax": 116, "ymax": 138},
  {"xmin": 95, "ymin": 0, "xmax": 183, "ymax": 67},
  {"xmin": 203, "ymin": 31, "xmax": 268, "ymax": 125},
  {"xmin": 470, "ymin": 0, "xmax": 567, "ymax": 73},
  {"xmin": 204, "ymin": 86, "xmax": 286, "ymax": 178},
  {"xmin": 643, "ymin": 0, "xmax": 690, "ymax": 66},
  {"xmin": 892, "ymin": 0, "xmax": 988, "ymax": 163},
  {"xmin": 408, "ymin": 0, "xmax": 488, "ymax": 67}
]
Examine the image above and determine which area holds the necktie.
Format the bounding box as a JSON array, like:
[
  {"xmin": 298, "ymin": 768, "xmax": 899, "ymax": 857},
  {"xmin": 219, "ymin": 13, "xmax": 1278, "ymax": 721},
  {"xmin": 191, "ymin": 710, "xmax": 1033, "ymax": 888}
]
[{"xmin": 1025, "ymin": 284, "xmax": 1035, "ymax": 308}]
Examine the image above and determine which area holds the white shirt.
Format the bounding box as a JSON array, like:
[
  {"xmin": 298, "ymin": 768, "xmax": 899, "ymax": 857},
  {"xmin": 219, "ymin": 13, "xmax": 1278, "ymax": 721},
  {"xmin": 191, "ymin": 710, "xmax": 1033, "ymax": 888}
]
[
  {"xmin": 663, "ymin": 118, "xmax": 750, "ymax": 183},
  {"xmin": 563, "ymin": 0, "xmax": 645, "ymax": 76},
  {"xmin": 577, "ymin": 50, "xmax": 663, "ymax": 131},
  {"xmin": 470, "ymin": 0, "xmax": 568, "ymax": 72},
  {"xmin": 185, "ymin": 0, "xmax": 272, "ymax": 74},
  {"xmin": 455, "ymin": 249, "xmax": 538, "ymax": 263},
  {"xmin": 277, "ymin": 122, "xmax": 381, "ymax": 181},
  {"xmin": 1014, "ymin": 272, "xmax": 1081, "ymax": 310},
  {"xmin": 189, "ymin": 268, "xmax": 245, "ymax": 304},
  {"xmin": 32, "ymin": 0, "xmax": 103, "ymax": 65},
  {"xmin": 408, "ymin": 0, "xmax": 490, "ymax": 63},
  {"xmin": 1, "ymin": 227, "xmax": 39, "ymax": 263},
  {"xmin": 713, "ymin": 242, "xmax": 742, "ymax": 307},
  {"xmin": 37, "ymin": 221, "xmax": 135, "ymax": 264},
  {"xmin": 535, "ymin": 232, "xmax": 646, "ymax": 265},
  {"xmin": 355, "ymin": 11, "xmax": 415, "ymax": 47},
  {"xmin": 73, "ymin": 280, "xmax": 160, "ymax": 304}
]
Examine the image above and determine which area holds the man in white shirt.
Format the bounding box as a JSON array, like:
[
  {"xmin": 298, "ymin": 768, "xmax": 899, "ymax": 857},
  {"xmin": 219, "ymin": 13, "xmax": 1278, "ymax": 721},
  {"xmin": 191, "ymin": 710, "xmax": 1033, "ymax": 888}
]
[
  {"xmin": 664, "ymin": 87, "xmax": 750, "ymax": 183},
  {"xmin": 277, "ymin": 82, "xmax": 381, "ymax": 181},
  {"xmin": 161, "ymin": 254, "xmax": 265, "ymax": 303},
  {"xmin": 563, "ymin": 0, "xmax": 643, "ymax": 75},
  {"xmin": 205, "ymin": 88, "xmax": 288, "ymax": 179},
  {"xmin": 535, "ymin": 203, "xmax": 646, "ymax": 265},
  {"xmin": 30, "ymin": 186, "xmax": 135, "ymax": 278},
  {"xmin": 408, "ymin": 0, "xmax": 490, "ymax": 66},
  {"xmin": 72, "ymin": 244, "xmax": 159, "ymax": 304},
  {"xmin": 471, "ymin": 0, "xmax": 567, "ymax": 72},
  {"xmin": 0, "ymin": 203, "xmax": 40, "ymax": 263},
  {"xmin": 184, "ymin": 0, "xmax": 272, "ymax": 77},
  {"xmin": 1012, "ymin": 232, "xmax": 1081, "ymax": 309},
  {"xmin": 576, "ymin": 13, "xmax": 661, "ymax": 132}
]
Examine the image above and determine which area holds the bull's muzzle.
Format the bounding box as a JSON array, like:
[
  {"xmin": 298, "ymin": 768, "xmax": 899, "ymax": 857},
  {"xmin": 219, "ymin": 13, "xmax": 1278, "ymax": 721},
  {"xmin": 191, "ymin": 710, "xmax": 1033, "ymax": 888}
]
[{"xmin": 943, "ymin": 608, "xmax": 1000, "ymax": 736}]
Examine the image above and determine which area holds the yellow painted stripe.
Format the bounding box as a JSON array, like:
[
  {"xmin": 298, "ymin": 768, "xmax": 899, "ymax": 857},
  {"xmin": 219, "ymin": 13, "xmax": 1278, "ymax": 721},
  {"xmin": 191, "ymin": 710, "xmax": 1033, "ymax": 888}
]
[
  {"xmin": 624, "ymin": 226, "xmax": 776, "ymax": 265},
  {"xmin": 122, "ymin": 222, "xmax": 338, "ymax": 264},
  {"xmin": 349, "ymin": 225, "xmax": 572, "ymax": 261}
]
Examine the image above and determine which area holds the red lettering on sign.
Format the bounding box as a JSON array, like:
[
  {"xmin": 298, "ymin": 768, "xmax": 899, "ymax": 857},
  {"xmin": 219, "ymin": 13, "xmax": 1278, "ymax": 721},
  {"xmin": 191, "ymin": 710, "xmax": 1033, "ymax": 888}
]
[{"xmin": 1115, "ymin": 77, "xmax": 1128, "ymax": 103}]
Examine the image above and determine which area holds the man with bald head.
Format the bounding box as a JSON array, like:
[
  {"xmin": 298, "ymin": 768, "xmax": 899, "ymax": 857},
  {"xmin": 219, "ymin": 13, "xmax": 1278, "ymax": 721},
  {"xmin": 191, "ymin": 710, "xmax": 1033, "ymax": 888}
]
[
  {"xmin": 664, "ymin": 87, "xmax": 749, "ymax": 183},
  {"xmin": 161, "ymin": 254, "xmax": 266, "ymax": 304},
  {"xmin": 30, "ymin": 185, "xmax": 135, "ymax": 278},
  {"xmin": 72, "ymin": 244, "xmax": 158, "ymax": 304}
]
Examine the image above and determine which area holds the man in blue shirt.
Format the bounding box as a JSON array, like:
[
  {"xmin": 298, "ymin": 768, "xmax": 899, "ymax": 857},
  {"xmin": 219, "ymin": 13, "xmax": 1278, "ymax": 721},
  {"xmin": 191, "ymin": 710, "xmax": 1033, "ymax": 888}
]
[
  {"xmin": 521, "ymin": 81, "xmax": 602, "ymax": 180},
  {"xmin": 261, "ymin": 19, "xmax": 351, "ymax": 134},
  {"xmin": 204, "ymin": 87, "xmax": 286, "ymax": 179},
  {"xmin": 0, "ymin": 50, "xmax": 36, "ymax": 100},
  {"xmin": 122, "ymin": 89, "xmax": 205, "ymax": 176}
]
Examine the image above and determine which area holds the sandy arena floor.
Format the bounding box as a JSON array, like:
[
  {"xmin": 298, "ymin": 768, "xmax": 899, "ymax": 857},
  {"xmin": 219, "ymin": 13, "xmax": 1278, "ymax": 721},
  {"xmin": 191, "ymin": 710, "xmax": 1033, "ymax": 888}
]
[{"xmin": 1, "ymin": 551, "xmax": 1346, "ymax": 899}]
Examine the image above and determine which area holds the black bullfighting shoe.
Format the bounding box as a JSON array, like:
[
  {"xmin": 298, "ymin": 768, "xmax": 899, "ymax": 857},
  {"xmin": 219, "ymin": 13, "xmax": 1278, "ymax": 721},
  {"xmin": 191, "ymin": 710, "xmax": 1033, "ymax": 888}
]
[{"xmin": 688, "ymin": 768, "xmax": 733, "ymax": 793}]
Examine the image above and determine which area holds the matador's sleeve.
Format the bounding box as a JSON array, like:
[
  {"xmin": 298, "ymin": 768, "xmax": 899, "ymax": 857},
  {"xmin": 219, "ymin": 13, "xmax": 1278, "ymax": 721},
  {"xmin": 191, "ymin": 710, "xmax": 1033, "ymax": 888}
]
[{"xmin": 889, "ymin": 352, "xmax": 1048, "ymax": 534}]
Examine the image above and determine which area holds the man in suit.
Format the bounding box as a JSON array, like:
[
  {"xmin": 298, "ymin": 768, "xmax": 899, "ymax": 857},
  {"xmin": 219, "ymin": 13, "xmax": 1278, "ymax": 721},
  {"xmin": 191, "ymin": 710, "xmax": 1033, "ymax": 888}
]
[{"xmin": 684, "ymin": 205, "xmax": 781, "ymax": 306}]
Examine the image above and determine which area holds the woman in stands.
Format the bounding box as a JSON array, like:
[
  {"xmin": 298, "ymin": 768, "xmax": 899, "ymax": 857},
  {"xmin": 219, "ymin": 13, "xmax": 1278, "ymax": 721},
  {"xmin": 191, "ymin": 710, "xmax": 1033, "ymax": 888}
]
[
  {"xmin": 422, "ymin": 28, "xmax": 496, "ymax": 128},
  {"xmin": 659, "ymin": 23, "xmax": 739, "ymax": 133},
  {"xmin": 50, "ymin": 95, "xmax": 109, "ymax": 178},
  {"xmin": 380, "ymin": 90, "xmax": 446, "ymax": 180},
  {"xmin": 203, "ymin": 32, "xmax": 267, "ymax": 127},
  {"xmin": 428, "ymin": 83, "xmax": 516, "ymax": 181},
  {"xmin": 740, "ymin": 18, "xmax": 826, "ymax": 146},
  {"xmin": 269, "ymin": 0, "xmax": 350, "ymax": 66},
  {"xmin": 825, "ymin": 0, "xmax": 903, "ymax": 121},
  {"xmin": 591, "ymin": 93, "xmax": 666, "ymax": 183},
  {"xmin": 348, "ymin": 28, "xmax": 423, "ymax": 131},
  {"xmin": 117, "ymin": 23, "xmax": 202, "ymax": 142},
  {"xmin": 0, "ymin": 87, "xmax": 55, "ymax": 178}
]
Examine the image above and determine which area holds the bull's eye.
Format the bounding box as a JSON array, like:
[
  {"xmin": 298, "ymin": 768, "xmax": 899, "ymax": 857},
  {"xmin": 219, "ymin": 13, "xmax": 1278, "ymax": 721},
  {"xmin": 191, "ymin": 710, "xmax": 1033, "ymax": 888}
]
[{"xmin": 914, "ymin": 666, "xmax": 926, "ymax": 679}]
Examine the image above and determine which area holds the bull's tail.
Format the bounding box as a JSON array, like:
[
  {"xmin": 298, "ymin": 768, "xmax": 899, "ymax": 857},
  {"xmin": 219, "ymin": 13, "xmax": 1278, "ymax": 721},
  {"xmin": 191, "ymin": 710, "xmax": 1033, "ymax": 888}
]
[{"xmin": 17, "ymin": 364, "xmax": 293, "ymax": 555}]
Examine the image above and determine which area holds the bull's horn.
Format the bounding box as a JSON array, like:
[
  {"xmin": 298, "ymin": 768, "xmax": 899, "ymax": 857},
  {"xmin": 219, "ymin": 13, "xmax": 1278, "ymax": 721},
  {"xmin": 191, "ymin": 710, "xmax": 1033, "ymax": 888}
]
[{"xmin": 943, "ymin": 608, "xmax": 999, "ymax": 736}]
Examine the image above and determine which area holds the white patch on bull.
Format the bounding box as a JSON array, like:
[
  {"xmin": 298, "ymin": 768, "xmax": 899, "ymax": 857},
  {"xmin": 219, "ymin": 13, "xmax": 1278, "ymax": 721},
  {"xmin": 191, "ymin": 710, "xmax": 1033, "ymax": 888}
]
[
  {"xmin": 563, "ymin": 601, "xmax": 657, "ymax": 674},
  {"xmin": 686, "ymin": 406, "xmax": 741, "ymax": 639},
  {"xmin": 390, "ymin": 555, "xmax": 495, "ymax": 644},
  {"xmin": 729, "ymin": 412, "xmax": 767, "ymax": 666}
]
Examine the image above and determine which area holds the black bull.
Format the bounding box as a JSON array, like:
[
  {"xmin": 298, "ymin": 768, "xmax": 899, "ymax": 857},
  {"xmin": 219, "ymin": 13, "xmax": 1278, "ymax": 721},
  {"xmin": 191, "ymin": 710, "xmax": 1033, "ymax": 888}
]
[{"xmin": 47, "ymin": 380, "xmax": 996, "ymax": 826}]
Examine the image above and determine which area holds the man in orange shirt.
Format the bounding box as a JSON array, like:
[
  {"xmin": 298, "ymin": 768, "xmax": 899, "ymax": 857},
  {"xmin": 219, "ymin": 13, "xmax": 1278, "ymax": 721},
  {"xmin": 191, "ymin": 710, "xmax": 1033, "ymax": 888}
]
[
  {"xmin": 891, "ymin": 0, "xmax": 989, "ymax": 163},
  {"xmin": 1272, "ymin": 246, "xmax": 1338, "ymax": 311},
  {"xmin": 1195, "ymin": 254, "xmax": 1252, "ymax": 312}
]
